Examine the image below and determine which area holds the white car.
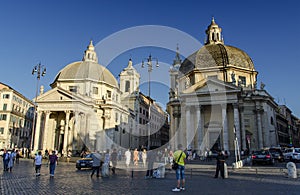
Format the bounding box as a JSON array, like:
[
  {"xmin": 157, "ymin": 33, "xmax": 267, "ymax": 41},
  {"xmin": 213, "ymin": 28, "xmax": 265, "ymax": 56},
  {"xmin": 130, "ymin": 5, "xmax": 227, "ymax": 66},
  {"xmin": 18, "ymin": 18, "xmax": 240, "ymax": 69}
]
[{"xmin": 283, "ymin": 148, "xmax": 300, "ymax": 162}]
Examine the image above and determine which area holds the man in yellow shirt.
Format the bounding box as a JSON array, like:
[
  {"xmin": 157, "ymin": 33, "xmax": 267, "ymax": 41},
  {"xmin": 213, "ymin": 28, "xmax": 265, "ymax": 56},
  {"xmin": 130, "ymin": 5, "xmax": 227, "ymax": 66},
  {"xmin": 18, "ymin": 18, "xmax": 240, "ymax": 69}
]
[{"xmin": 172, "ymin": 144, "xmax": 187, "ymax": 192}]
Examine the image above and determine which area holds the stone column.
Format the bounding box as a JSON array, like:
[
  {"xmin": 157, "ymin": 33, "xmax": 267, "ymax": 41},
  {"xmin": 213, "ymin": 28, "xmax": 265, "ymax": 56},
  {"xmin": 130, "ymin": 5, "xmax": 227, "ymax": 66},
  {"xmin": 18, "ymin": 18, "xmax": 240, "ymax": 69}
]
[
  {"xmin": 240, "ymin": 106, "xmax": 246, "ymax": 150},
  {"xmin": 63, "ymin": 110, "xmax": 70, "ymax": 153},
  {"xmin": 186, "ymin": 105, "xmax": 191, "ymax": 149},
  {"xmin": 196, "ymin": 106, "xmax": 202, "ymax": 152},
  {"xmin": 52, "ymin": 119, "xmax": 57, "ymax": 151},
  {"xmin": 221, "ymin": 104, "xmax": 229, "ymax": 151},
  {"xmin": 255, "ymin": 106, "xmax": 264, "ymax": 149},
  {"xmin": 233, "ymin": 103, "xmax": 241, "ymax": 149},
  {"xmin": 68, "ymin": 116, "xmax": 74, "ymax": 152},
  {"xmin": 42, "ymin": 111, "xmax": 51, "ymax": 151},
  {"xmin": 34, "ymin": 111, "xmax": 42, "ymax": 151}
]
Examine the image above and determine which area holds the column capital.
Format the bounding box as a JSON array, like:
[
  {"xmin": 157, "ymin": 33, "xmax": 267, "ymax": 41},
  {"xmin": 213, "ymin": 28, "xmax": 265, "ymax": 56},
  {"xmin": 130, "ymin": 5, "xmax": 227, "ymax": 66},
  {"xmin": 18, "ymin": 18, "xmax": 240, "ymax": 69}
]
[
  {"xmin": 45, "ymin": 110, "xmax": 51, "ymax": 116},
  {"xmin": 65, "ymin": 110, "xmax": 71, "ymax": 114}
]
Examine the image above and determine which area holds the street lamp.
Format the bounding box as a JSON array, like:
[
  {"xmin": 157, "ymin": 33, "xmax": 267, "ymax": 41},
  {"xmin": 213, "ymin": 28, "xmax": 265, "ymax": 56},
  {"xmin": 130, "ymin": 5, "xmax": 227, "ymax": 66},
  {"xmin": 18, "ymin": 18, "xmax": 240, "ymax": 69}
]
[
  {"xmin": 142, "ymin": 54, "xmax": 159, "ymax": 97},
  {"xmin": 30, "ymin": 62, "xmax": 46, "ymax": 151},
  {"xmin": 141, "ymin": 54, "xmax": 159, "ymax": 150}
]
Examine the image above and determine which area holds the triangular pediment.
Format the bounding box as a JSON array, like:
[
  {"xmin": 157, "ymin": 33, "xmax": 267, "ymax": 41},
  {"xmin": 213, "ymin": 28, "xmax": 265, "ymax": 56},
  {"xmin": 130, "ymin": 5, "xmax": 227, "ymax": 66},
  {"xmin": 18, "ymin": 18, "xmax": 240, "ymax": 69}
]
[
  {"xmin": 36, "ymin": 87, "xmax": 78, "ymax": 102},
  {"xmin": 183, "ymin": 78, "xmax": 239, "ymax": 94}
]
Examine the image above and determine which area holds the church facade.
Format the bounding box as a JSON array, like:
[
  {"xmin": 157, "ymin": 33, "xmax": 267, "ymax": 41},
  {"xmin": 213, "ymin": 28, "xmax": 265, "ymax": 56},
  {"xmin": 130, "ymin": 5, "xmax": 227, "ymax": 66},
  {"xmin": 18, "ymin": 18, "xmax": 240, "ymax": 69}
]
[
  {"xmin": 33, "ymin": 41, "xmax": 130, "ymax": 154},
  {"xmin": 32, "ymin": 41, "xmax": 168, "ymax": 155},
  {"xmin": 167, "ymin": 18, "xmax": 280, "ymax": 154}
]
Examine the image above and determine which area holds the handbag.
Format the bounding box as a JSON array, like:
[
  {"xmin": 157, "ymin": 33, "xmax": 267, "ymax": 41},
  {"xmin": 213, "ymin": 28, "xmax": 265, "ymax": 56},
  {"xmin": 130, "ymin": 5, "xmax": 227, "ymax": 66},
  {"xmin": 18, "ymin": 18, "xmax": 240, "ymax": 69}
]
[{"xmin": 172, "ymin": 152, "xmax": 183, "ymax": 170}]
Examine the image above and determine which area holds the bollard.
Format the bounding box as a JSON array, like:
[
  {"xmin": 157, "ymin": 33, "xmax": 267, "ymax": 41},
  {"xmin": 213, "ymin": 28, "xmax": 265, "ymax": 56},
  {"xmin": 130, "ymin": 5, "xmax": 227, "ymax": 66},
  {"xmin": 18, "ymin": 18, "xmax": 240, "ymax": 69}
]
[
  {"xmin": 286, "ymin": 162, "xmax": 297, "ymax": 179},
  {"xmin": 224, "ymin": 163, "xmax": 228, "ymax": 178}
]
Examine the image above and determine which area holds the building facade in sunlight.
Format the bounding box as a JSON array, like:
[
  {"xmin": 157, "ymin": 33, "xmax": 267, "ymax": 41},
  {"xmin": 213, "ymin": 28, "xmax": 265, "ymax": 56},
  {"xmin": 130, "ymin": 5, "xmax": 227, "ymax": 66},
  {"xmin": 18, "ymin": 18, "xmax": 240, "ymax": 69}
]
[
  {"xmin": 167, "ymin": 18, "xmax": 296, "ymax": 154},
  {"xmin": 32, "ymin": 41, "xmax": 168, "ymax": 155},
  {"xmin": 0, "ymin": 83, "xmax": 34, "ymax": 149}
]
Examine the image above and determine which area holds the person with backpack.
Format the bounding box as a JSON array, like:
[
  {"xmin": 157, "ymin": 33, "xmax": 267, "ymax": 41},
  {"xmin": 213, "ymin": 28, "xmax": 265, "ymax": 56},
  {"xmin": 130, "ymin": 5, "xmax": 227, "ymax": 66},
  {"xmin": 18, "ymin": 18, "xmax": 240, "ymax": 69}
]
[
  {"xmin": 48, "ymin": 150, "xmax": 58, "ymax": 178},
  {"xmin": 172, "ymin": 144, "xmax": 187, "ymax": 192}
]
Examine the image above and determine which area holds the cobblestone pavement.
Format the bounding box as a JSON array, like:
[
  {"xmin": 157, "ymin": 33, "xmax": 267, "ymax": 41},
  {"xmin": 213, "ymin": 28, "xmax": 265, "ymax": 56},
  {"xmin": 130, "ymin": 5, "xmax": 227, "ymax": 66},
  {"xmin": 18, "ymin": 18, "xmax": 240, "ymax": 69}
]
[{"xmin": 1, "ymin": 159, "xmax": 300, "ymax": 195}]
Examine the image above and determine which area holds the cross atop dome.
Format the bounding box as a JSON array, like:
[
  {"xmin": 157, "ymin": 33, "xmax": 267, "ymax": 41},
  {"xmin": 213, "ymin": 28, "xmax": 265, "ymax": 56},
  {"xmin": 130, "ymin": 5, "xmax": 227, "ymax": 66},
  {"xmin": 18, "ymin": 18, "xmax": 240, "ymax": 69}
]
[
  {"xmin": 83, "ymin": 40, "xmax": 98, "ymax": 63},
  {"xmin": 205, "ymin": 17, "xmax": 224, "ymax": 45}
]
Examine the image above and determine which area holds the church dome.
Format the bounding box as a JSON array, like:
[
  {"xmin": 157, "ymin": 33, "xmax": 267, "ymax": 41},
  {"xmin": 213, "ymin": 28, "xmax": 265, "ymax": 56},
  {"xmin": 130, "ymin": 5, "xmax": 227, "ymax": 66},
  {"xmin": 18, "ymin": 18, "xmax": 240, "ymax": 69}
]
[
  {"xmin": 52, "ymin": 41, "xmax": 118, "ymax": 87},
  {"xmin": 180, "ymin": 44, "xmax": 254, "ymax": 74},
  {"xmin": 179, "ymin": 18, "xmax": 255, "ymax": 74},
  {"xmin": 54, "ymin": 61, "xmax": 118, "ymax": 87}
]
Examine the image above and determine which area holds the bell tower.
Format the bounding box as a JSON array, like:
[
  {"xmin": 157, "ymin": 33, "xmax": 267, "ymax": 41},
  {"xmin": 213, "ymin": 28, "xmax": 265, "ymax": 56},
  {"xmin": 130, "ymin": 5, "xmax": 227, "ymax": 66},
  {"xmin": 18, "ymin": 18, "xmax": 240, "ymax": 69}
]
[{"xmin": 119, "ymin": 58, "xmax": 140, "ymax": 97}]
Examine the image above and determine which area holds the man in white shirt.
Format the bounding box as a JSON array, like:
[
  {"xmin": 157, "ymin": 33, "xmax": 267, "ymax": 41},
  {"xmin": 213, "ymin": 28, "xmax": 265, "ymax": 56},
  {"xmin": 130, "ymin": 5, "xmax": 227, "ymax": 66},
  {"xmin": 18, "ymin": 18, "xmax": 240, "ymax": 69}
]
[{"xmin": 34, "ymin": 151, "xmax": 43, "ymax": 176}]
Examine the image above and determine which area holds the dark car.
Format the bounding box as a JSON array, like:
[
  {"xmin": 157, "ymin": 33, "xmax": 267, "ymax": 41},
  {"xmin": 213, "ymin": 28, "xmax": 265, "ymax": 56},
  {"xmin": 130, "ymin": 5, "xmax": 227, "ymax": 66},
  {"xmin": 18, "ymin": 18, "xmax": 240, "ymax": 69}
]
[
  {"xmin": 251, "ymin": 149, "xmax": 275, "ymax": 165},
  {"xmin": 76, "ymin": 153, "xmax": 93, "ymax": 170},
  {"xmin": 269, "ymin": 147, "xmax": 284, "ymax": 162}
]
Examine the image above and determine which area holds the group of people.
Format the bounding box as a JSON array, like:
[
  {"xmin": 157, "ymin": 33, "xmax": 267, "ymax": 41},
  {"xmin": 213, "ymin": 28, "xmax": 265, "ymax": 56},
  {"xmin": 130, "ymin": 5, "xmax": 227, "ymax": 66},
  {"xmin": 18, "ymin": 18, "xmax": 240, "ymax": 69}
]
[
  {"xmin": 123, "ymin": 148, "xmax": 148, "ymax": 167},
  {"xmin": 33, "ymin": 150, "xmax": 58, "ymax": 178},
  {"xmin": 1, "ymin": 148, "xmax": 59, "ymax": 178},
  {"xmin": 2, "ymin": 149, "xmax": 17, "ymax": 172}
]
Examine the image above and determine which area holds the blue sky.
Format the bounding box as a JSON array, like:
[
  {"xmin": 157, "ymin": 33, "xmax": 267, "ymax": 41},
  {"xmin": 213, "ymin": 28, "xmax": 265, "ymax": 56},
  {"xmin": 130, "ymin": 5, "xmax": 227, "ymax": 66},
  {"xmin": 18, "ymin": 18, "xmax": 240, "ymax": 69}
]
[{"xmin": 0, "ymin": 0, "xmax": 299, "ymax": 116}]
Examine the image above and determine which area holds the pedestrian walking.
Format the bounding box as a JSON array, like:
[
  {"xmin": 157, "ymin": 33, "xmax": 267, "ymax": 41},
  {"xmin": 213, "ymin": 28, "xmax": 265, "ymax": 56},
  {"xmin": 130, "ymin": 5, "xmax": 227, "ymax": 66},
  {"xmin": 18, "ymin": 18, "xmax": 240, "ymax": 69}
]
[
  {"xmin": 91, "ymin": 151, "xmax": 102, "ymax": 178},
  {"xmin": 48, "ymin": 150, "xmax": 58, "ymax": 178},
  {"xmin": 8, "ymin": 149, "xmax": 16, "ymax": 172},
  {"xmin": 172, "ymin": 144, "xmax": 186, "ymax": 192},
  {"xmin": 145, "ymin": 150, "xmax": 155, "ymax": 179},
  {"xmin": 124, "ymin": 148, "xmax": 131, "ymax": 167},
  {"xmin": 102, "ymin": 149, "xmax": 110, "ymax": 177},
  {"xmin": 142, "ymin": 149, "xmax": 147, "ymax": 168},
  {"xmin": 110, "ymin": 148, "xmax": 118, "ymax": 174},
  {"xmin": 15, "ymin": 150, "xmax": 20, "ymax": 164},
  {"xmin": 67, "ymin": 150, "xmax": 72, "ymax": 163},
  {"xmin": 3, "ymin": 149, "xmax": 10, "ymax": 171},
  {"xmin": 214, "ymin": 150, "xmax": 225, "ymax": 179},
  {"xmin": 133, "ymin": 148, "xmax": 139, "ymax": 166},
  {"xmin": 34, "ymin": 151, "xmax": 43, "ymax": 176}
]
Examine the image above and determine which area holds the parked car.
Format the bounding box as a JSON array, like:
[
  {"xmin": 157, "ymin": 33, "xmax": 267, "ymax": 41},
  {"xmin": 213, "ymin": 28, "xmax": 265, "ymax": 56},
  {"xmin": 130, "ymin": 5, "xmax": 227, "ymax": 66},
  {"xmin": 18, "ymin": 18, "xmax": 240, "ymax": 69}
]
[
  {"xmin": 283, "ymin": 148, "xmax": 300, "ymax": 162},
  {"xmin": 269, "ymin": 147, "xmax": 284, "ymax": 162},
  {"xmin": 251, "ymin": 149, "xmax": 275, "ymax": 165},
  {"xmin": 76, "ymin": 153, "xmax": 94, "ymax": 170}
]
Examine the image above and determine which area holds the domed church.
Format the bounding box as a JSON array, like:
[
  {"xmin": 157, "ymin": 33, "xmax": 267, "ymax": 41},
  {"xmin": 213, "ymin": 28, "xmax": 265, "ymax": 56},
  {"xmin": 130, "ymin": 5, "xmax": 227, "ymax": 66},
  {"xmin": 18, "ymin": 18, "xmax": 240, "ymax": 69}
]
[
  {"xmin": 167, "ymin": 18, "xmax": 278, "ymax": 154},
  {"xmin": 32, "ymin": 41, "xmax": 130, "ymax": 154}
]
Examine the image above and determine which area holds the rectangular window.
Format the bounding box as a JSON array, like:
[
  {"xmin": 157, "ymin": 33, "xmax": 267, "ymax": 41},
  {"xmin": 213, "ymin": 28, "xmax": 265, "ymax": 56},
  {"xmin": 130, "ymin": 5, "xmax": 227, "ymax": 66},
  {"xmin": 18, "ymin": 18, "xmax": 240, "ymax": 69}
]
[
  {"xmin": 107, "ymin": 90, "xmax": 112, "ymax": 98},
  {"xmin": 69, "ymin": 86, "xmax": 77, "ymax": 93},
  {"xmin": 239, "ymin": 76, "xmax": 246, "ymax": 86},
  {"xmin": 2, "ymin": 94, "xmax": 10, "ymax": 99},
  {"xmin": 0, "ymin": 114, "xmax": 7, "ymax": 121},
  {"xmin": 93, "ymin": 87, "xmax": 98, "ymax": 94},
  {"xmin": 0, "ymin": 127, "xmax": 3, "ymax": 134},
  {"xmin": 3, "ymin": 104, "xmax": 7, "ymax": 111}
]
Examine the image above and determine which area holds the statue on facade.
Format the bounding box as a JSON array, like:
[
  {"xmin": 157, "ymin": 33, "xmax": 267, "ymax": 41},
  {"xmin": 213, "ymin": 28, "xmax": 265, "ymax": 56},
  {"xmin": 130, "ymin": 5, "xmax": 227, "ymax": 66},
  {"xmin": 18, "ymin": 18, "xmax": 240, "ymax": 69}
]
[{"xmin": 231, "ymin": 71, "xmax": 236, "ymax": 84}]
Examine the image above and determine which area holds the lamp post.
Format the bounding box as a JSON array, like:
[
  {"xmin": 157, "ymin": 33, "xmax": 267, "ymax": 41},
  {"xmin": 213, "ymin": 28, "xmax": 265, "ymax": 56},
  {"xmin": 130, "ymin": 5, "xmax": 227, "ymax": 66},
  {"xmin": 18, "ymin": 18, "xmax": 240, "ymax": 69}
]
[
  {"xmin": 141, "ymin": 54, "xmax": 159, "ymax": 150},
  {"xmin": 142, "ymin": 54, "xmax": 159, "ymax": 97},
  {"xmin": 30, "ymin": 63, "xmax": 46, "ymax": 151}
]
